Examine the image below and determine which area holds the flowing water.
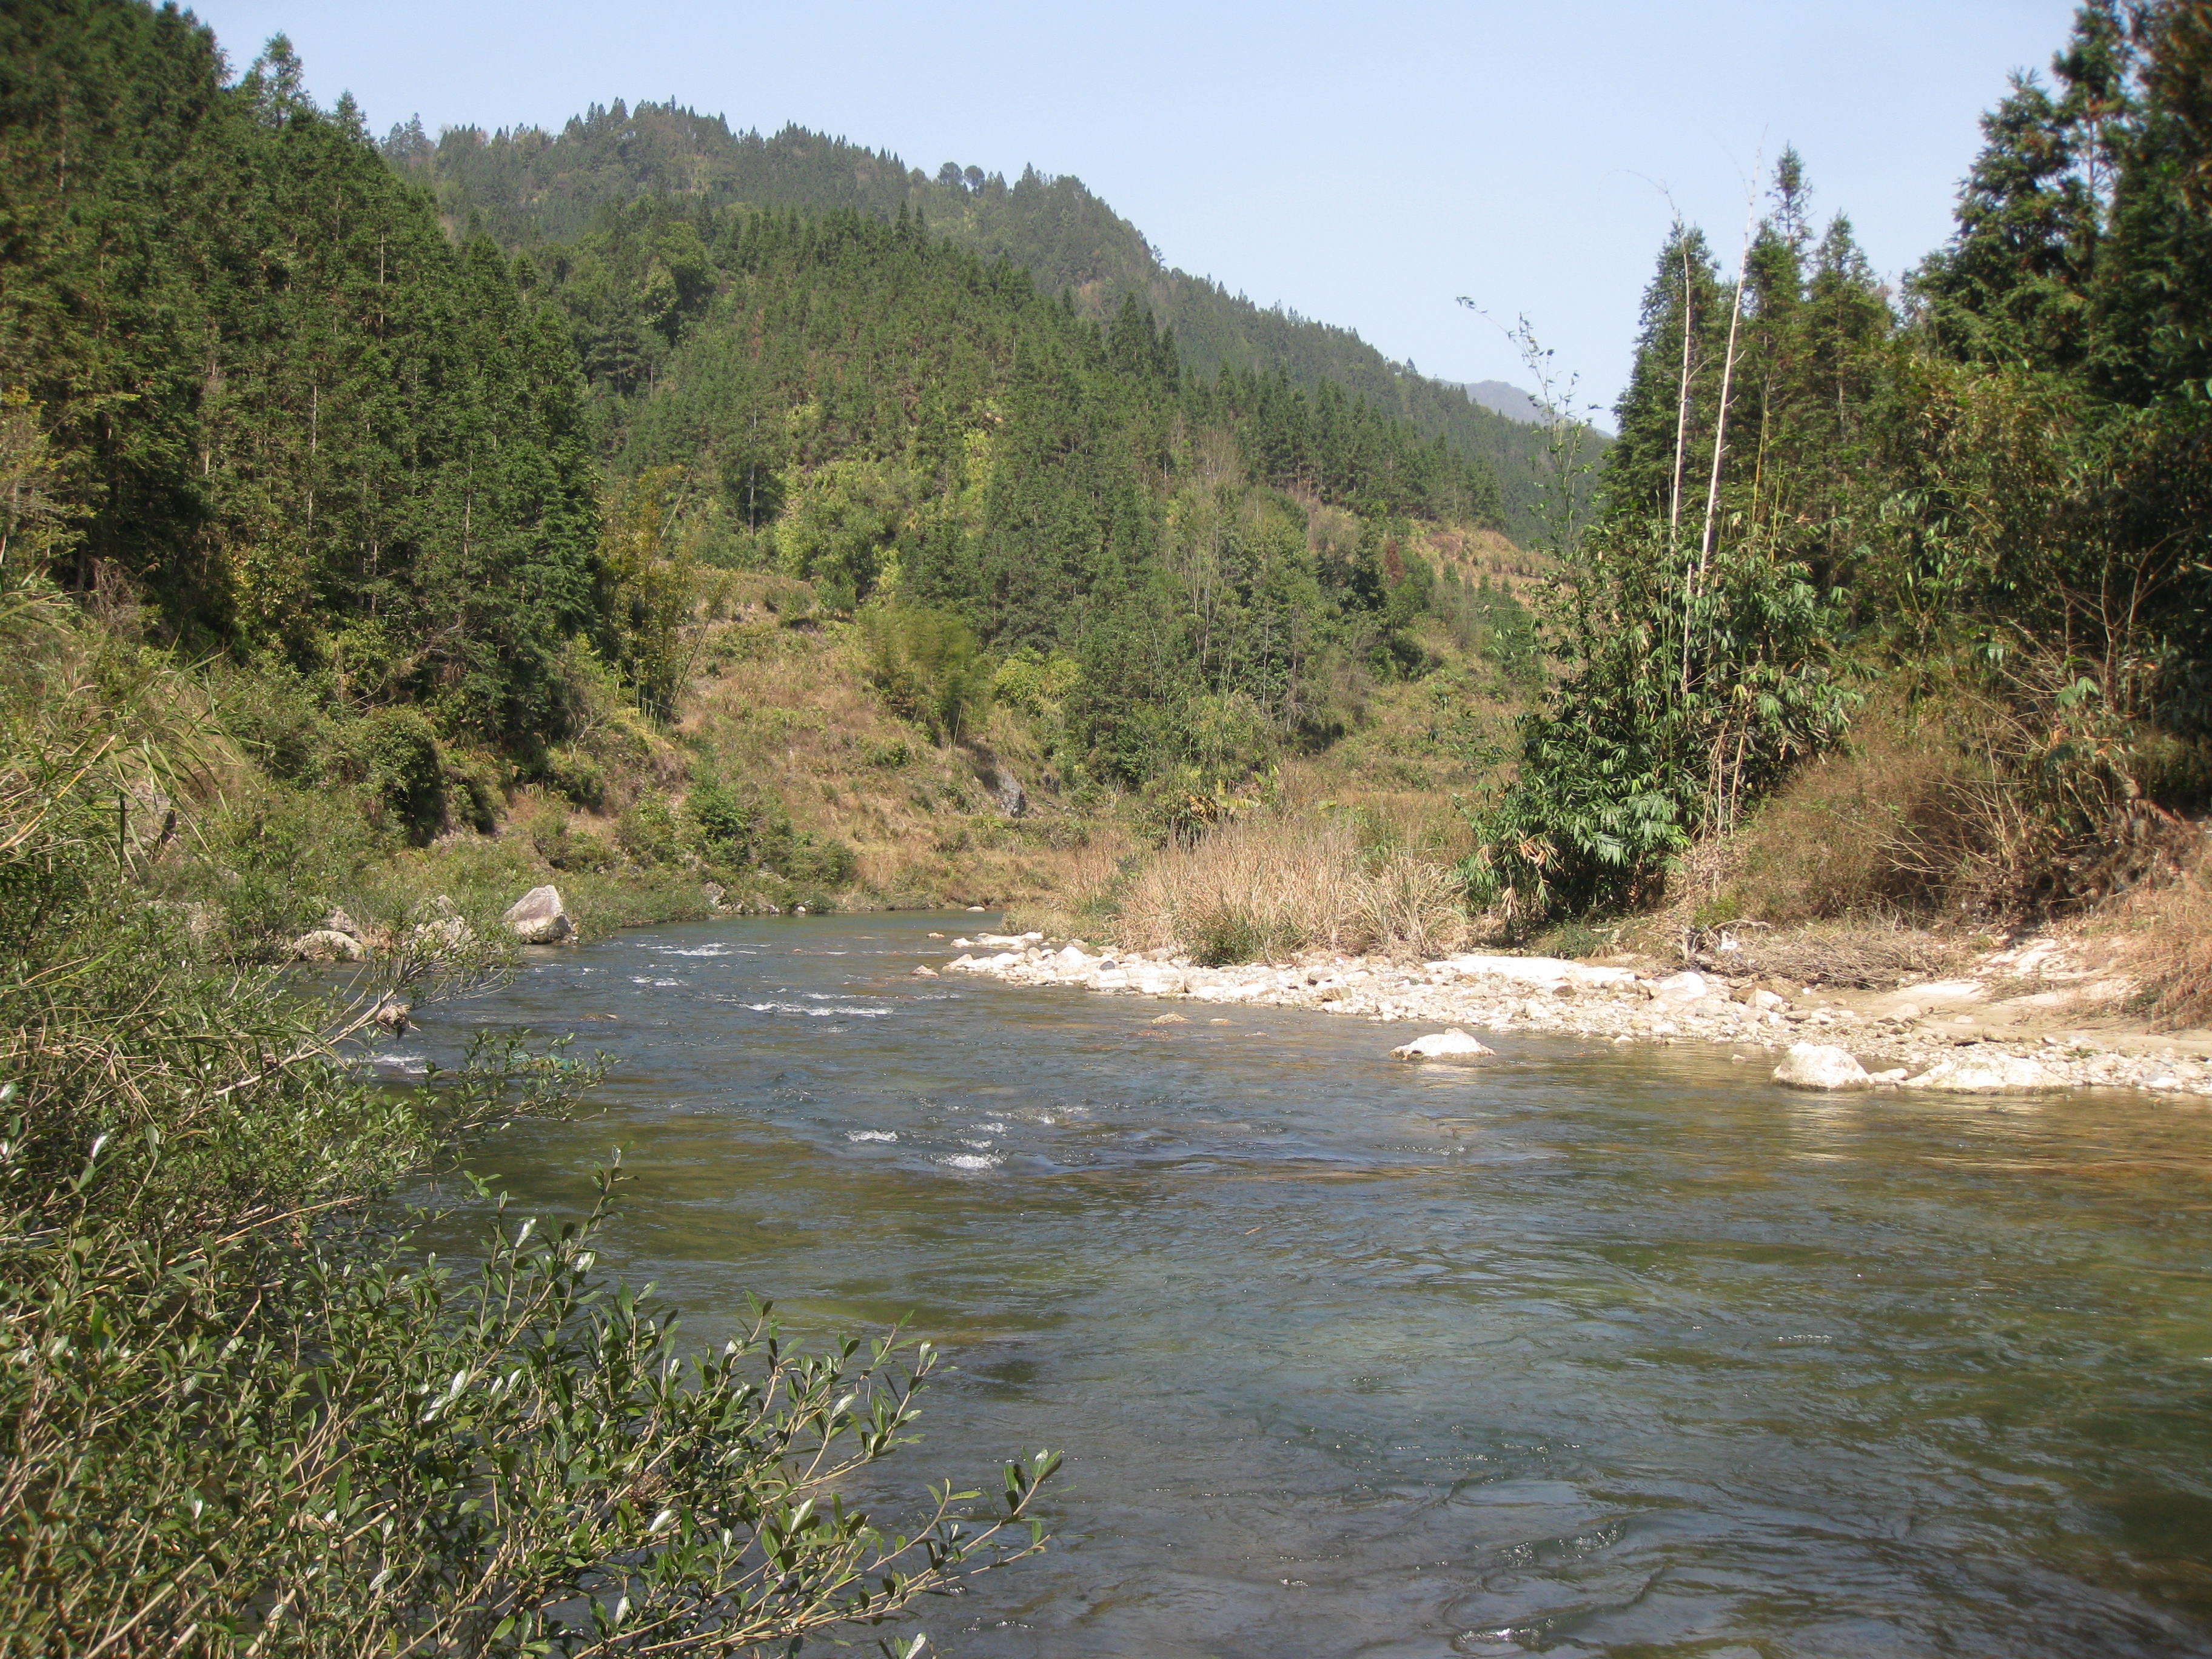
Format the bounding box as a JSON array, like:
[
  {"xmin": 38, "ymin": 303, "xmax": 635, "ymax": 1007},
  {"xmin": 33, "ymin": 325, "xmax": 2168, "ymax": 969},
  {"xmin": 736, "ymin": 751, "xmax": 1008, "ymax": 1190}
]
[{"xmin": 383, "ymin": 913, "xmax": 2212, "ymax": 1656}]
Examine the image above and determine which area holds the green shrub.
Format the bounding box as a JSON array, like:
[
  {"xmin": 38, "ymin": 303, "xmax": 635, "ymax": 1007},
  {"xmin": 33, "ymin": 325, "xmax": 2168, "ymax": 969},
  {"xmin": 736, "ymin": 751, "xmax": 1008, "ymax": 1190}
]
[
  {"xmin": 349, "ymin": 706, "xmax": 446, "ymax": 844},
  {"xmin": 615, "ymin": 794, "xmax": 683, "ymax": 865},
  {"xmin": 186, "ymin": 780, "xmax": 387, "ymax": 951},
  {"xmin": 541, "ymin": 743, "xmax": 607, "ymax": 811},
  {"xmin": 216, "ymin": 664, "xmax": 332, "ymax": 783},
  {"xmin": 788, "ymin": 831, "xmax": 859, "ymax": 888},
  {"xmin": 1187, "ymin": 903, "xmax": 1271, "ymax": 967},
  {"xmin": 443, "ymin": 748, "xmax": 504, "ymax": 833},
  {"xmin": 524, "ymin": 803, "xmax": 615, "ymax": 874},
  {"xmin": 859, "ymin": 605, "xmax": 993, "ymax": 744}
]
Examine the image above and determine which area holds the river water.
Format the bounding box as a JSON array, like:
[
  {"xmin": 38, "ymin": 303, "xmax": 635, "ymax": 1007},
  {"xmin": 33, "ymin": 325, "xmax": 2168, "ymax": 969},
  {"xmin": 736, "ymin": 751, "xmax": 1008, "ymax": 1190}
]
[{"xmin": 387, "ymin": 913, "xmax": 2212, "ymax": 1656}]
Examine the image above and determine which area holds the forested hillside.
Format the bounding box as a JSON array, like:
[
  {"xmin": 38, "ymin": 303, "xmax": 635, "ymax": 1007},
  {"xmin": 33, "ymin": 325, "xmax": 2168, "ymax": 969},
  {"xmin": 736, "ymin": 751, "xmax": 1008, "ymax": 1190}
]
[
  {"xmin": 1, "ymin": 1, "xmax": 1521, "ymax": 851},
  {"xmin": 521, "ymin": 198, "xmax": 1509, "ymax": 783},
  {"xmin": 380, "ymin": 103, "xmax": 1577, "ymax": 541}
]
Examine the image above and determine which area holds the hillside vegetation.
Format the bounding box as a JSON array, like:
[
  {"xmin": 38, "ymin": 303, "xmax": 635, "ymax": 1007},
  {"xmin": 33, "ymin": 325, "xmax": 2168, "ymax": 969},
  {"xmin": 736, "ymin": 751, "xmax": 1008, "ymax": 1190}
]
[
  {"xmin": 381, "ymin": 101, "xmax": 1587, "ymax": 544},
  {"xmin": 1463, "ymin": 4, "xmax": 2212, "ymax": 1024}
]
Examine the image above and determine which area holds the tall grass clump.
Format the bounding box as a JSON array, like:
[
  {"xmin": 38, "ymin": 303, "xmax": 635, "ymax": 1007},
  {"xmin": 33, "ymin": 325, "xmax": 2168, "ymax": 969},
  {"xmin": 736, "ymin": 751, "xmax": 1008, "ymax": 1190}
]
[
  {"xmin": 0, "ymin": 581, "xmax": 1056, "ymax": 1654},
  {"xmin": 1104, "ymin": 814, "xmax": 1469, "ymax": 964}
]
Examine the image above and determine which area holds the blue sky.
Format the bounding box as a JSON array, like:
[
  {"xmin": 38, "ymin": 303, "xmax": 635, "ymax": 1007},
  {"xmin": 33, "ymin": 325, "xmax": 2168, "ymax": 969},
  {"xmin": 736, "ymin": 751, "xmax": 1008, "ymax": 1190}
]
[{"xmin": 190, "ymin": 0, "xmax": 2083, "ymax": 414}]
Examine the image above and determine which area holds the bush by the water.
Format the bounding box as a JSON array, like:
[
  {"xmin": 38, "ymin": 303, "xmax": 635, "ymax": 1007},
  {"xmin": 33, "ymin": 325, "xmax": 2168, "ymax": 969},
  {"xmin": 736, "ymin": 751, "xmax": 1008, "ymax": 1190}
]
[{"xmin": 0, "ymin": 583, "xmax": 1055, "ymax": 1649}]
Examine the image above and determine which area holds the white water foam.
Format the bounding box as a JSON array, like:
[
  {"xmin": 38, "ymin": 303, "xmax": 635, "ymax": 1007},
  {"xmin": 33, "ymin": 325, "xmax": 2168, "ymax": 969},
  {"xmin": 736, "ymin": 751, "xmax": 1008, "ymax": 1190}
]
[
  {"xmin": 744, "ymin": 1001, "xmax": 893, "ymax": 1018},
  {"xmin": 846, "ymin": 1130, "xmax": 898, "ymax": 1142},
  {"xmin": 940, "ymin": 1153, "xmax": 1002, "ymax": 1170}
]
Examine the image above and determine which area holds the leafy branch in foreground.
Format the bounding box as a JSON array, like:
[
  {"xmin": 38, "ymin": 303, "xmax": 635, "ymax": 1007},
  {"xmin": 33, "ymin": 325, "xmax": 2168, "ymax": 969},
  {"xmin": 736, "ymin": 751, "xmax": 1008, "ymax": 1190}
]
[
  {"xmin": 0, "ymin": 558, "xmax": 1057, "ymax": 1654},
  {"xmin": 0, "ymin": 1153, "xmax": 1057, "ymax": 1655}
]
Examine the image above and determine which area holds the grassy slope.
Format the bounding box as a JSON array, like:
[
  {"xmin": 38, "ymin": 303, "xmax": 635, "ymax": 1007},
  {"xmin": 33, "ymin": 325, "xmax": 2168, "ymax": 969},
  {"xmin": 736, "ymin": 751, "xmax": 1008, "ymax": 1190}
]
[{"xmin": 506, "ymin": 550, "xmax": 1533, "ymax": 923}]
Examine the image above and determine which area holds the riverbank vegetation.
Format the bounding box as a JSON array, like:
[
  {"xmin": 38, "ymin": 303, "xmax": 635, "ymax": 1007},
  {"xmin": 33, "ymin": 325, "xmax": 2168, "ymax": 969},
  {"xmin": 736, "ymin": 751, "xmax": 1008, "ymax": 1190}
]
[
  {"xmin": 1453, "ymin": 1, "xmax": 2212, "ymax": 1013},
  {"xmin": 0, "ymin": 581, "xmax": 1058, "ymax": 1649}
]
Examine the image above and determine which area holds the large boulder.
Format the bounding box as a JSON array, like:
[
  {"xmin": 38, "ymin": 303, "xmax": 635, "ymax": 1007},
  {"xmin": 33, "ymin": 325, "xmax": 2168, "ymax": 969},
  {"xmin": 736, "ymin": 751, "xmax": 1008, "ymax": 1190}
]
[
  {"xmin": 501, "ymin": 885, "xmax": 572, "ymax": 944},
  {"xmin": 1773, "ymin": 1042, "xmax": 1869, "ymax": 1090},
  {"xmin": 1390, "ymin": 1028, "xmax": 1496, "ymax": 1062},
  {"xmin": 290, "ymin": 928, "xmax": 366, "ymax": 964},
  {"xmin": 1902, "ymin": 1051, "xmax": 2054, "ymax": 1092}
]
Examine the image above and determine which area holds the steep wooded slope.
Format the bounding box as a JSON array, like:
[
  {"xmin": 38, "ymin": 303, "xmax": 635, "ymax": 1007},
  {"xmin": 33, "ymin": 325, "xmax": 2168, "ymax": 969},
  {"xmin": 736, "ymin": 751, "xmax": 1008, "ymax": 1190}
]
[{"xmin": 383, "ymin": 102, "xmax": 1583, "ymax": 541}]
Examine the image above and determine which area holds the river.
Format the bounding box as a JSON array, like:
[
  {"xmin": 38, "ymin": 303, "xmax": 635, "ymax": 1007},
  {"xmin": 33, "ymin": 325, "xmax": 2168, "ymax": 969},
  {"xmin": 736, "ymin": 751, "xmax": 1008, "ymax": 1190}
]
[{"xmin": 381, "ymin": 912, "xmax": 2212, "ymax": 1656}]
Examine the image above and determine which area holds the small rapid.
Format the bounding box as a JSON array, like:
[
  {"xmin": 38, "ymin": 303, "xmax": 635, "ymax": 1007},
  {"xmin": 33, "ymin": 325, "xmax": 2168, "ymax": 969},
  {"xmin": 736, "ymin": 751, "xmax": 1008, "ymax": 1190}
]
[{"xmin": 387, "ymin": 914, "xmax": 2212, "ymax": 1657}]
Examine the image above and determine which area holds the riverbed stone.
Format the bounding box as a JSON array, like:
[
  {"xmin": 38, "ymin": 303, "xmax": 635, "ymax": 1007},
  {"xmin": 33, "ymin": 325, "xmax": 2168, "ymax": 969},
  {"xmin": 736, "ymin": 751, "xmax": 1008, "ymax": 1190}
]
[
  {"xmin": 1650, "ymin": 970, "xmax": 1715, "ymax": 1003},
  {"xmin": 290, "ymin": 928, "xmax": 365, "ymax": 964},
  {"xmin": 1902, "ymin": 1051, "xmax": 2056, "ymax": 1092},
  {"xmin": 1773, "ymin": 1043, "xmax": 1869, "ymax": 1090},
  {"xmin": 1390, "ymin": 1028, "xmax": 1496, "ymax": 1062},
  {"xmin": 501, "ymin": 885, "xmax": 572, "ymax": 943}
]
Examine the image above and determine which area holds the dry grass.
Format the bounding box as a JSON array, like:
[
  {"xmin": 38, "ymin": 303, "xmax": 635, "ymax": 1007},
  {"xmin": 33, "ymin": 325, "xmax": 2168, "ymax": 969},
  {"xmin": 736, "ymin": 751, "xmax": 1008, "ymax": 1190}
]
[
  {"xmin": 672, "ymin": 618, "xmax": 1120, "ymax": 908},
  {"xmin": 1082, "ymin": 813, "xmax": 1470, "ymax": 964},
  {"xmin": 2090, "ymin": 830, "xmax": 2212, "ymax": 1029},
  {"xmin": 1704, "ymin": 917, "xmax": 1982, "ymax": 990}
]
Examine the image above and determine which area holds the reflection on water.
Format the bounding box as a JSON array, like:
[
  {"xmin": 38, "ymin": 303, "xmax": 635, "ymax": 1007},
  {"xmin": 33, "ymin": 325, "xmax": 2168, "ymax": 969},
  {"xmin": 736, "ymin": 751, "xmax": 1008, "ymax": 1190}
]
[{"xmin": 390, "ymin": 916, "xmax": 2212, "ymax": 1657}]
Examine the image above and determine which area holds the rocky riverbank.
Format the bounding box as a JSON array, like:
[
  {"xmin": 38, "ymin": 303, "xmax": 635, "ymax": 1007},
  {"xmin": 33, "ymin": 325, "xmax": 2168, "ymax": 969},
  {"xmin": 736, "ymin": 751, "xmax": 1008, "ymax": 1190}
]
[{"xmin": 935, "ymin": 933, "xmax": 2212, "ymax": 1096}]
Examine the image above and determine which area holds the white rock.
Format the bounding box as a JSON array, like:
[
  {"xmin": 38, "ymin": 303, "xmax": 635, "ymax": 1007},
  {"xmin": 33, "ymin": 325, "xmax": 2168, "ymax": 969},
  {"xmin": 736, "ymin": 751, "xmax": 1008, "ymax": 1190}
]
[
  {"xmin": 407, "ymin": 914, "xmax": 474, "ymax": 953},
  {"xmin": 912, "ymin": 964, "xmax": 939, "ymax": 978},
  {"xmin": 1649, "ymin": 970, "xmax": 1713, "ymax": 1003},
  {"xmin": 1772, "ymin": 1043, "xmax": 1869, "ymax": 1090},
  {"xmin": 1439, "ymin": 954, "xmax": 1575, "ymax": 987},
  {"xmin": 1902, "ymin": 1052, "xmax": 2055, "ymax": 1092},
  {"xmin": 501, "ymin": 885, "xmax": 572, "ymax": 943},
  {"xmin": 1390, "ymin": 1028, "xmax": 1496, "ymax": 1062},
  {"xmin": 1054, "ymin": 943, "xmax": 1093, "ymax": 968},
  {"xmin": 290, "ymin": 928, "xmax": 366, "ymax": 963}
]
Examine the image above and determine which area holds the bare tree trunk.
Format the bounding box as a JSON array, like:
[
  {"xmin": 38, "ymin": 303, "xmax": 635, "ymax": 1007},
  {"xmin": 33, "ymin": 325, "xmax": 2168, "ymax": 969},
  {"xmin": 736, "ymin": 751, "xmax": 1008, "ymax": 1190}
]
[
  {"xmin": 1684, "ymin": 192, "xmax": 1758, "ymax": 702},
  {"xmin": 1668, "ymin": 235, "xmax": 1694, "ymax": 541}
]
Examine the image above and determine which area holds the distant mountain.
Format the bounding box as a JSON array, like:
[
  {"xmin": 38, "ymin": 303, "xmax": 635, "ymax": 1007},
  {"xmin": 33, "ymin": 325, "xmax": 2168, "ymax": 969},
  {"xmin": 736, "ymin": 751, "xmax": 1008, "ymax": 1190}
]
[
  {"xmin": 383, "ymin": 102, "xmax": 1602, "ymax": 543},
  {"xmin": 1460, "ymin": 380, "xmax": 1549, "ymax": 426}
]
